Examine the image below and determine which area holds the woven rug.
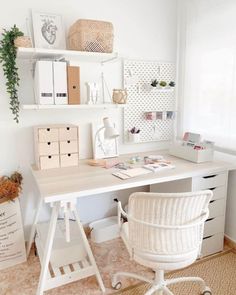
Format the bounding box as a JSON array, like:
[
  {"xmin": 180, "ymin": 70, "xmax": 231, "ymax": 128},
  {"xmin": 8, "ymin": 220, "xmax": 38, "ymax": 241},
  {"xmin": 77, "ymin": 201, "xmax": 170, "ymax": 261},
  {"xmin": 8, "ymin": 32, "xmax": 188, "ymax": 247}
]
[{"xmin": 117, "ymin": 250, "xmax": 236, "ymax": 295}]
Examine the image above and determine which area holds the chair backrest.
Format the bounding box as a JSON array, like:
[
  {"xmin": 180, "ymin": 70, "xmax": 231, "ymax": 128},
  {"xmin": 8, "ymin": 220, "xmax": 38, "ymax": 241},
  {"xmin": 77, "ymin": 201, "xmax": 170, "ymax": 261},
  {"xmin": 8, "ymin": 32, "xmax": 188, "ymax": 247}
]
[{"xmin": 128, "ymin": 191, "xmax": 212, "ymax": 255}]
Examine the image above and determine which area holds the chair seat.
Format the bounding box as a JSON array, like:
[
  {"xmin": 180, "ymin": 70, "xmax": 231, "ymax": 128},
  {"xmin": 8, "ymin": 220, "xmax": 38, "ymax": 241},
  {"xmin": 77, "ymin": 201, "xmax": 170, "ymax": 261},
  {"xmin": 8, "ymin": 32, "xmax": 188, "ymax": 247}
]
[{"xmin": 121, "ymin": 222, "xmax": 199, "ymax": 271}]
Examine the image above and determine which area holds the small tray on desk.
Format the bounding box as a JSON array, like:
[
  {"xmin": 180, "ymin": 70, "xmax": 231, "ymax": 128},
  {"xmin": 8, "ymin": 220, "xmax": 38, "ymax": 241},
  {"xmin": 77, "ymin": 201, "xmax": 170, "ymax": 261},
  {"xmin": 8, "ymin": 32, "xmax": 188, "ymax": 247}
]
[{"xmin": 169, "ymin": 144, "xmax": 214, "ymax": 163}]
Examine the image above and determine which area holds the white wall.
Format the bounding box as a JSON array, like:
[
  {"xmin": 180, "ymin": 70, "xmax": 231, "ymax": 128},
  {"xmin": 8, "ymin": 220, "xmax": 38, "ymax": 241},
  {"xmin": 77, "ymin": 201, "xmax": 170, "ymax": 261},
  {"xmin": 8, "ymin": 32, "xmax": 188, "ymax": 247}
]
[
  {"xmin": 177, "ymin": 0, "xmax": 236, "ymax": 243},
  {"xmin": 0, "ymin": 0, "xmax": 177, "ymax": 239}
]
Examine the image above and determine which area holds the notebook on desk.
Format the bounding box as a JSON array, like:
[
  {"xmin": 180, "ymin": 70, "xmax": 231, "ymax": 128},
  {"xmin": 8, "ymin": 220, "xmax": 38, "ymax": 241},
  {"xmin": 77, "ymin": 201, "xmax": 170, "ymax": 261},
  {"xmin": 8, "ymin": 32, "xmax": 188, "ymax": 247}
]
[
  {"xmin": 143, "ymin": 162, "xmax": 175, "ymax": 172},
  {"xmin": 112, "ymin": 168, "xmax": 151, "ymax": 180}
]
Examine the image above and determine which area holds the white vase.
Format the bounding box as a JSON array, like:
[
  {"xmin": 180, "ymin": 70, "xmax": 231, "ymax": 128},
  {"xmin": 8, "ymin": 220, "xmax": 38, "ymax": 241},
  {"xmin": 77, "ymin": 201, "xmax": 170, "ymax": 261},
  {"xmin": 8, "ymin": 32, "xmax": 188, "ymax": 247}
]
[{"xmin": 129, "ymin": 133, "xmax": 140, "ymax": 143}]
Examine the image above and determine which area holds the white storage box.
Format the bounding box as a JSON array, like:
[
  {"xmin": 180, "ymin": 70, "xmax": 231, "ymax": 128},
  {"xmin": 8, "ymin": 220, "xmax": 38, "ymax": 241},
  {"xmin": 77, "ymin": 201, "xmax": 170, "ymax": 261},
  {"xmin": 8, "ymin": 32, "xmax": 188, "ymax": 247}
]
[
  {"xmin": 89, "ymin": 216, "xmax": 119, "ymax": 243},
  {"xmin": 35, "ymin": 220, "xmax": 87, "ymax": 267},
  {"xmin": 169, "ymin": 144, "xmax": 214, "ymax": 163}
]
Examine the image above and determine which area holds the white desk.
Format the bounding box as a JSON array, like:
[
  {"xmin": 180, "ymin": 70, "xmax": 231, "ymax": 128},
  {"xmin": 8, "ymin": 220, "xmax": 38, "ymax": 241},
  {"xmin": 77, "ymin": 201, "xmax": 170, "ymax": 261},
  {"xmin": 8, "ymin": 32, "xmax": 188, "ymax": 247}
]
[{"xmin": 27, "ymin": 150, "xmax": 232, "ymax": 295}]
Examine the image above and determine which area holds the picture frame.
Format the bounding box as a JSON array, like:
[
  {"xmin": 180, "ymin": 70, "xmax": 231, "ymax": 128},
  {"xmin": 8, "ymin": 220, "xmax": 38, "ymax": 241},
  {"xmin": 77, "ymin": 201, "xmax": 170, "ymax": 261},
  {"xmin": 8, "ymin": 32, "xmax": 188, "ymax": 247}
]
[
  {"xmin": 32, "ymin": 11, "xmax": 66, "ymax": 49},
  {"xmin": 91, "ymin": 122, "xmax": 119, "ymax": 159}
]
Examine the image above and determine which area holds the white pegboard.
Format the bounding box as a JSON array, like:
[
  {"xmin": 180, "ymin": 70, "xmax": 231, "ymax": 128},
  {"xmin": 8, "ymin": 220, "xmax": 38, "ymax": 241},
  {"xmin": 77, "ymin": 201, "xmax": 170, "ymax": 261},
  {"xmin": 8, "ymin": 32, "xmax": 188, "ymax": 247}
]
[{"xmin": 123, "ymin": 59, "xmax": 176, "ymax": 143}]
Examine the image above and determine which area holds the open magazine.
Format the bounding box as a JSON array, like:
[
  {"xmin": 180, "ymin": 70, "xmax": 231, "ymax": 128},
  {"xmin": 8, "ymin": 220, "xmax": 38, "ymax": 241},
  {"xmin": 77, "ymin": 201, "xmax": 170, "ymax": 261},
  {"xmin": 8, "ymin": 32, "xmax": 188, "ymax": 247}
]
[
  {"xmin": 143, "ymin": 162, "xmax": 175, "ymax": 172},
  {"xmin": 112, "ymin": 162, "xmax": 175, "ymax": 180}
]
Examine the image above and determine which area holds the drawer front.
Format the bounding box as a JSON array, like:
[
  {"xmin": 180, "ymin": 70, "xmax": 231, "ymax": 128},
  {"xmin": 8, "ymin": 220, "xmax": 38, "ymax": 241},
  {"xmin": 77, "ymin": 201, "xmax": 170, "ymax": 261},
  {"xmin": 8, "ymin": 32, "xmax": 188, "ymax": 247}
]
[
  {"xmin": 210, "ymin": 186, "xmax": 226, "ymax": 201},
  {"xmin": 40, "ymin": 155, "xmax": 60, "ymax": 170},
  {"xmin": 60, "ymin": 140, "xmax": 78, "ymax": 154},
  {"xmin": 59, "ymin": 127, "xmax": 78, "ymax": 141},
  {"xmin": 60, "ymin": 153, "xmax": 78, "ymax": 167},
  {"xmin": 208, "ymin": 199, "xmax": 225, "ymax": 219},
  {"xmin": 192, "ymin": 172, "xmax": 227, "ymax": 191},
  {"xmin": 38, "ymin": 142, "xmax": 59, "ymax": 156},
  {"xmin": 201, "ymin": 232, "xmax": 224, "ymax": 257},
  {"xmin": 204, "ymin": 216, "xmax": 224, "ymax": 237},
  {"xmin": 38, "ymin": 128, "xmax": 59, "ymax": 142}
]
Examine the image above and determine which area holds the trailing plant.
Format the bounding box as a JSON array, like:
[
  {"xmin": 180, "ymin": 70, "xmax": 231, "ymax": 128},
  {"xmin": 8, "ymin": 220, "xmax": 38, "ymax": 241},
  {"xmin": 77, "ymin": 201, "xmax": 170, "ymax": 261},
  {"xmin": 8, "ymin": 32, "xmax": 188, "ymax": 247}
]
[{"xmin": 0, "ymin": 25, "xmax": 24, "ymax": 123}]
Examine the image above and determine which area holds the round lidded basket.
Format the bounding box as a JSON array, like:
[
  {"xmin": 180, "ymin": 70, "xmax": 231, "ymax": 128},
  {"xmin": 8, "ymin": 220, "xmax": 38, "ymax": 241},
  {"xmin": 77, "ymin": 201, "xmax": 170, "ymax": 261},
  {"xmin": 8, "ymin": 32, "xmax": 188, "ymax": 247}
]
[
  {"xmin": 112, "ymin": 89, "xmax": 128, "ymax": 104},
  {"xmin": 14, "ymin": 36, "xmax": 32, "ymax": 48}
]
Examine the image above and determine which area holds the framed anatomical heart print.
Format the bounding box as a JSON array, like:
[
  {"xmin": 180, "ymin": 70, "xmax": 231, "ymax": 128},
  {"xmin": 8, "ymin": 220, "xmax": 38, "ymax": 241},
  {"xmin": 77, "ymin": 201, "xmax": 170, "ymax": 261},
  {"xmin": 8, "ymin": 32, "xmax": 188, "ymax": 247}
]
[{"xmin": 32, "ymin": 11, "xmax": 66, "ymax": 49}]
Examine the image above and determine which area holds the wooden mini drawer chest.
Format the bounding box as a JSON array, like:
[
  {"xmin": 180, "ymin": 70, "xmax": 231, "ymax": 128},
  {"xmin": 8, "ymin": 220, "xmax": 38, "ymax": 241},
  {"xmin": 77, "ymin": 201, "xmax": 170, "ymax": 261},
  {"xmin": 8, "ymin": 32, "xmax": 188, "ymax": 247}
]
[{"xmin": 34, "ymin": 124, "xmax": 79, "ymax": 170}]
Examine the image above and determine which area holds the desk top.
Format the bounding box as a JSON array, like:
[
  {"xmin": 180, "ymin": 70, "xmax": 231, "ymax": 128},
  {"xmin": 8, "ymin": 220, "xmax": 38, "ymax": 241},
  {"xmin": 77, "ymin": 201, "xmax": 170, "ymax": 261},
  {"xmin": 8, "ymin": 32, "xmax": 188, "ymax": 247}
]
[{"xmin": 31, "ymin": 150, "xmax": 233, "ymax": 203}]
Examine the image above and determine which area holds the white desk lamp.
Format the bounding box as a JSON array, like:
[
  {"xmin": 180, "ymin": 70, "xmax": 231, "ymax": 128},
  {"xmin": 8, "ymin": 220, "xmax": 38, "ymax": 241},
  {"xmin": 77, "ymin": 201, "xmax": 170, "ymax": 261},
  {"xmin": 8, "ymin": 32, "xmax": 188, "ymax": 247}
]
[{"xmin": 93, "ymin": 117, "xmax": 119, "ymax": 159}]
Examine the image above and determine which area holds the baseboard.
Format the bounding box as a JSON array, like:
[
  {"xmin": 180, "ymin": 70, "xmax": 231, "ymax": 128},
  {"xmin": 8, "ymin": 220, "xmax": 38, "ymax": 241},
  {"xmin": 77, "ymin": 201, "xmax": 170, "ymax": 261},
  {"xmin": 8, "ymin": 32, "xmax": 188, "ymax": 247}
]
[{"xmin": 224, "ymin": 235, "xmax": 236, "ymax": 250}]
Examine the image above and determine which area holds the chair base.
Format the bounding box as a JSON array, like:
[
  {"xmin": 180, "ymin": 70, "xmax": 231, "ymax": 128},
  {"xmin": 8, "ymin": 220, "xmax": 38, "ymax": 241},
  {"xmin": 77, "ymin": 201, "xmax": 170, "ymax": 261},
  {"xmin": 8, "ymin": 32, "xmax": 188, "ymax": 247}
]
[{"xmin": 112, "ymin": 270, "xmax": 212, "ymax": 295}]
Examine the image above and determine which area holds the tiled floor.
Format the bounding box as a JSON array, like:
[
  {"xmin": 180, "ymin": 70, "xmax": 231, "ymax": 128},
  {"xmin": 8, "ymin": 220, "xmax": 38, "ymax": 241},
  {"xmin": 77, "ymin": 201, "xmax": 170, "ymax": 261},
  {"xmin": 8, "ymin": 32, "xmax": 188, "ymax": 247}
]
[{"xmin": 0, "ymin": 238, "xmax": 153, "ymax": 295}]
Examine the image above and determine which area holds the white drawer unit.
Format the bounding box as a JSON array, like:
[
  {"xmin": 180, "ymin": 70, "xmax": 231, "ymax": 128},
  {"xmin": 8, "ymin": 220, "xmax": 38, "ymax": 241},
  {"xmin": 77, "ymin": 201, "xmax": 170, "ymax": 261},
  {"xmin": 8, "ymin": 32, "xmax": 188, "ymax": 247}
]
[
  {"xmin": 192, "ymin": 171, "xmax": 228, "ymax": 257},
  {"xmin": 204, "ymin": 216, "xmax": 224, "ymax": 237},
  {"xmin": 208, "ymin": 199, "xmax": 225, "ymax": 219},
  {"xmin": 34, "ymin": 124, "xmax": 79, "ymax": 170},
  {"xmin": 192, "ymin": 172, "xmax": 227, "ymax": 191},
  {"xmin": 150, "ymin": 170, "xmax": 228, "ymax": 257},
  {"xmin": 201, "ymin": 232, "xmax": 224, "ymax": 257},
  {"xmin": 59, "ymin": 140, "xmax": 78, "ymax": 154},
  {"xmin": 209, "ymin": 186, "xmax": 226, "ymax": 201},
  {"xmin": 60, "ymin": 153, "xmax": 79, "ymax": 167}
]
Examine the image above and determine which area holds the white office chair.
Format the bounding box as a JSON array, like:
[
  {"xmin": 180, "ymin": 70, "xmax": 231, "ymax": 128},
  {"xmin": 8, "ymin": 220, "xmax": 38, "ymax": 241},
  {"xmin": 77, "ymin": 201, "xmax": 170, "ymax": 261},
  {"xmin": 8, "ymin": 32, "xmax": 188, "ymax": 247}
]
[{"xmin": 112, "ymin": 191, "xmax": 213, "ymax": 295}]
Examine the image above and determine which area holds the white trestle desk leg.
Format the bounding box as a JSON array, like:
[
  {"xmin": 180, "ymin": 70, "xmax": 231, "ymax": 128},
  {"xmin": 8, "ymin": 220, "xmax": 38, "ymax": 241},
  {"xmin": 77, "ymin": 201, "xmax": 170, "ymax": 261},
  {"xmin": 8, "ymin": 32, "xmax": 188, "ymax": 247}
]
[
  {"xmin": 71, "ymin": 202, "xmax": 106, "ymax": 293},
  {"xmin": 26, "ymin": 197, "xmax": 43, "ymax": 257},
  {"xmin": 36, "ymin": 202, "xmax": 60, "ymax": 295}
]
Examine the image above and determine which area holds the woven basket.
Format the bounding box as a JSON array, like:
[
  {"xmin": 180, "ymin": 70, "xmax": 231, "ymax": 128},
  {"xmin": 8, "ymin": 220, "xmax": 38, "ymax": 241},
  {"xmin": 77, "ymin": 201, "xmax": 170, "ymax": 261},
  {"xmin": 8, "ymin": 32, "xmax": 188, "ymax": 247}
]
[
  {"xmin": 14, "ymin": 36, "xmax": 32, "ymax": 48},
  {"xmin": 68, "ymin": 19, "xmax": 113, "ymax": 53}
]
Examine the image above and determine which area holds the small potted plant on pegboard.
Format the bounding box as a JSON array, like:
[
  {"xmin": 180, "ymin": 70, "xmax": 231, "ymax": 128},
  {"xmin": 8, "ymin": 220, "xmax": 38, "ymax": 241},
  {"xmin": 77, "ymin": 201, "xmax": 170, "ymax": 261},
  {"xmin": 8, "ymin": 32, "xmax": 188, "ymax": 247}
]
[
  {"xmin": 159, "ymin": 81, "xmax": 167, "ymax": 89},
  {"xmin": 128, "ymin": 127, "xmax": 140, "ymax": 143},
  {"xmin": 150, "ymin": 79, "xmax": 158, "ymax": 87}
]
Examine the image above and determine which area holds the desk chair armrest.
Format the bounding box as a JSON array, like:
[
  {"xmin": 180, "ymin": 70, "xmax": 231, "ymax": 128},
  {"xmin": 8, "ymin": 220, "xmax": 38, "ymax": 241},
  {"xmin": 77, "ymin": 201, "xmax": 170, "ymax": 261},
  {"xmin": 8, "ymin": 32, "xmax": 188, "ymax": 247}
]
[{"xmin": 117, "ymin": 201, "xmax": 209, "ymax": 230}]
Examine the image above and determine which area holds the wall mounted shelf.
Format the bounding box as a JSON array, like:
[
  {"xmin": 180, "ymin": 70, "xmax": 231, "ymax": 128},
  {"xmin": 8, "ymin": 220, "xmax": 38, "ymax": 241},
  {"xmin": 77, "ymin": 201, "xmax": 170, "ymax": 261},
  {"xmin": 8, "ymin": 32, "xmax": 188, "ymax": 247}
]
[
  {"xmin": 17, "ymin": 47, "xmax": 118, "ymax": 63},
  {"xmin": 21, "ymin": 104, "xmax": 125, "ymax": 110},
  {"xmin": 144, "ymin": 84, "xmax": 175, "ymax": 92}
]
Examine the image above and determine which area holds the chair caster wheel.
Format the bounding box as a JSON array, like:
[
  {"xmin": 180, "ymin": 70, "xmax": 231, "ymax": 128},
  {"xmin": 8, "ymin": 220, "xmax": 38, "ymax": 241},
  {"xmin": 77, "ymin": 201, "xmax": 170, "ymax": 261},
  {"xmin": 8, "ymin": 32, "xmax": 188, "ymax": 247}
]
[
  {"xmin": 201, "ymin": 287, "xmax": 212, "ymax": 295},
  {"xmin": 112, "ymin": 281, "xmax": 122, "ymax": 290}
]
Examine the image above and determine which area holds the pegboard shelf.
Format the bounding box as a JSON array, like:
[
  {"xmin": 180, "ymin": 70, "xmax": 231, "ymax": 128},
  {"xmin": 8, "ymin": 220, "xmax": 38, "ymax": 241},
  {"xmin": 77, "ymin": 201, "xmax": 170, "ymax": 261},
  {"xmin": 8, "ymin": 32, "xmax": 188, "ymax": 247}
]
[
  {"xmin": 144, "ymin": 84, "xmax": 175, "ymax": 92},
  {"xmin": 150, "ymin": 87, "xmax": 174, "ymax": 92},
  {"xmin": 123, "ymin": 59, "xmax": 176, "ymax": 143}
]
